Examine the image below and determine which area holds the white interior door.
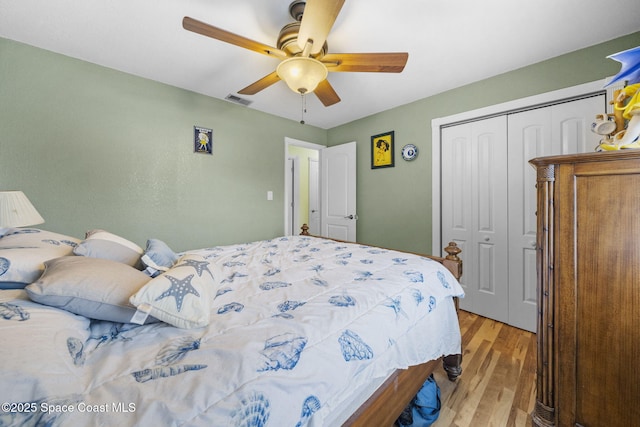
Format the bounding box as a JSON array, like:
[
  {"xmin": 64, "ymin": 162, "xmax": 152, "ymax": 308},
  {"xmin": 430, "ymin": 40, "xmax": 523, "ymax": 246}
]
[
  {"xmin": 442, "ymin": 116, "xmax": 509, "ymax": 324},
  {"xmin": 320, "ymin": 141, "xmax": 357, "ymax": 241},
  {"xmin": 436, "ymin": 84, "xmax": 608, "ymax": 332},
  {"xmin": 507, "ymin": 94, "xmax": 604, "ymax": 332},
  {"xmin": 308, "ymin": 158, "xmax": 320, "ymax": 235},
  {"xmin": 551, "ymin": 96, "xmax": 604, "ymax": 154},
  {"xmin": 441, "ymin": 123, "xmax": 474, "ymax": 303},
  {"xmin": 507, "ymin": 108, "xmax": 552, "ymax": 332}
]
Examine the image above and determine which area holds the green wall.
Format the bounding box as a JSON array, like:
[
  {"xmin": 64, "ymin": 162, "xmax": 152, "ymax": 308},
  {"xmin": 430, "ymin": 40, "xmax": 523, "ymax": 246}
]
[
  {"xmin": 0, "ymin": 37, "xmax": 326, "ymax": 251},
  {"xmin": 328, "ymin": 31, "xmax": 640, "ymax": 254},
  {"xmin": 2, "ymin": 32, "xmax": 640, "ymax": 254}
]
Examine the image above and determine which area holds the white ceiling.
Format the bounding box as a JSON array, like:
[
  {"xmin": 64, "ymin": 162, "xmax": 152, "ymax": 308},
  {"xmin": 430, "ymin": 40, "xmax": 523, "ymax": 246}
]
[{"xmin": 1, "ymin": 0, "xmax": 639, "ymax": 129}]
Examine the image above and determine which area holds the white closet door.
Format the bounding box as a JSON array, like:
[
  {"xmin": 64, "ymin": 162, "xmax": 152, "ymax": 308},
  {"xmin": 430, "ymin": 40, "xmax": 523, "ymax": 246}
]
[
  {"xmin": 442, "ymin": 116, "xmax": 509, "ymax": 323},
  {"xmin": 441, "ymin": 124, "xmax": 474, "ymax": 296},
  {"xmin": 507, "ymin": 95, "xmax": 604, "ymax": 331},
  {"xmin": 551, "ymin": 97, "xmax": 604, "ymax": 154}
]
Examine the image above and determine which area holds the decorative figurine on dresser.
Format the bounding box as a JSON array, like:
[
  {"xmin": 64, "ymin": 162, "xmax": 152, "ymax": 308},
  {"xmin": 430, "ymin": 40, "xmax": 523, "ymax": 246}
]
[
  {"xmin": 594, "ymin": 45, "xmax": 640, "ymax": 151},
  {"xmin": 530, "ymin": 150, "xmax": 640, "ymax": 427}
]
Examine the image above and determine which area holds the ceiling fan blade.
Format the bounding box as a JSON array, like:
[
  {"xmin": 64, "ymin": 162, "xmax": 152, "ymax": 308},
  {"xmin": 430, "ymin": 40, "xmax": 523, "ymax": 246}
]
[
  {"xmin": 297, "ymin": 0, "xmax": 345, "ymax": 55},
  {"xmin": 322, "ymin": 52, "xmax": 409, "ymax": 72},
  {"xmin": 183, "ymin": 17, "xmax": 287, "ymax": 59},
  {"xmin": 314, "ymin": 79, "xmax": 341, "ymax": 106},
  {"xmin": 238, "ymin": 71, "xmax": 281, "ymax": 95}
]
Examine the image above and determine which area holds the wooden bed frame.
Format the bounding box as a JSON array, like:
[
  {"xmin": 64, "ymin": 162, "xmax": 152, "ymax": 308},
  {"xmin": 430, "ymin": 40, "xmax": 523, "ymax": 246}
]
[{"xmin": 299, "ymin": 225, "xmax": 463, "ymax": 426}]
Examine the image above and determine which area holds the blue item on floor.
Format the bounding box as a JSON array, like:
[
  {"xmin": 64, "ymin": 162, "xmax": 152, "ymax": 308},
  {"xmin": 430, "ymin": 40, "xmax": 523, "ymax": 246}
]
[{"xmin": 396, "ymin": 374, "xmax": 441, "ymax": 427}]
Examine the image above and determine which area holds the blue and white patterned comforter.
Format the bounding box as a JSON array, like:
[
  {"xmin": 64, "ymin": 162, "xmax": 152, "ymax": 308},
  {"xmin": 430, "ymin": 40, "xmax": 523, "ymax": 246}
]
[{"xmin": 0, "ymin": 236, "xmax": 464, "ymax": 427}]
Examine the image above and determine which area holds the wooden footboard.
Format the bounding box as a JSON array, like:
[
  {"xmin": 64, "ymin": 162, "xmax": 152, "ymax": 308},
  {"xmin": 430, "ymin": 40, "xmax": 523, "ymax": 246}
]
[
  {"xmin": 299, "ymin": 225, "xmax": 464, "ymax": 426},
  {"xmin": 344, "ymin": 358, "xmax": 441, "ymax": 426}
]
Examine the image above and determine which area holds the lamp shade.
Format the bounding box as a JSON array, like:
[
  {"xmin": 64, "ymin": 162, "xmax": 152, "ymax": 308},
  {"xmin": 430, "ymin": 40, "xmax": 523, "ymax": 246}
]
[
  {"xmin": 0, "ymin": 191, "xmax": 45, "ymax": 228},
  {"xmin": 276, "ymin": 57, "xmax": 328, "ymax": 94}
]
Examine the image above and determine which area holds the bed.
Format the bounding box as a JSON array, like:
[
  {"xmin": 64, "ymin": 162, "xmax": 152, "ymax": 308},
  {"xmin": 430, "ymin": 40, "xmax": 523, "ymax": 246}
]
[{"xmin": 0, "ymin": 226, "xmax": 463, "ymax": 426}]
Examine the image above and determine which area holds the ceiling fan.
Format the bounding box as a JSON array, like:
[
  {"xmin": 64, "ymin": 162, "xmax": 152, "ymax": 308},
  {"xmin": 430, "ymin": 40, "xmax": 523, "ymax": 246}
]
[{"xmin": 182, "ymin": 0, "xmax": 409, "ymax": 107}]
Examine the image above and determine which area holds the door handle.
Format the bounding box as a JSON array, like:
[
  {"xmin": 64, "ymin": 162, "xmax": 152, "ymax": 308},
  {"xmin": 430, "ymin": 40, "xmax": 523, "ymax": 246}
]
[{"xmin": 344, "ymin": 214, "xmax": 358, "ymax": 220}]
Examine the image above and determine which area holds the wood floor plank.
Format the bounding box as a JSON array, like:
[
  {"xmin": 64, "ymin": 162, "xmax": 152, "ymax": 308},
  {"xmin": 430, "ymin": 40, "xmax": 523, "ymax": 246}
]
[
  {"xmin": 431, "ymin": 310, "xmax": 536, "ymax": 427},
  {"xmin": 511, "ymin": 330, "xmax": 537, "ymax": 416},
  {"xmin": 470, "ymin": 349, "xmax": 515, "ymax": 425},
  {"xmin": 454, "ymin": 347, "xmax": 501, "ymax": 425},
  {"xmin": 490, "ymin": 387, "xmax": 515, "ymax": 426}
]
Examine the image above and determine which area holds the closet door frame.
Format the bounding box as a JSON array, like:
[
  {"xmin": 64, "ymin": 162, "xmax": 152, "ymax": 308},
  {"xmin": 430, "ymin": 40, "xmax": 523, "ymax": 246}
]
[{"xmin": 431, "ymin": 78, "xmax": 609, "ymax": 255}]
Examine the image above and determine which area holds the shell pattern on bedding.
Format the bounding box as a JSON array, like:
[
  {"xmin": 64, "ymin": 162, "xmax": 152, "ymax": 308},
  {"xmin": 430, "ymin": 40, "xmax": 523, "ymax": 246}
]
[{"xmin": 0, "ymin": 235, "xmax": 464, "ymax": 427}]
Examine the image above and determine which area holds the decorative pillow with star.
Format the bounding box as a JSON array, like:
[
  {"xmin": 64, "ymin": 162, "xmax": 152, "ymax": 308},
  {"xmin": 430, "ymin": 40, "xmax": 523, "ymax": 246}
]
[{"xmin": 129, "ymin": 253, "xmax": 218, "ymax": 329}]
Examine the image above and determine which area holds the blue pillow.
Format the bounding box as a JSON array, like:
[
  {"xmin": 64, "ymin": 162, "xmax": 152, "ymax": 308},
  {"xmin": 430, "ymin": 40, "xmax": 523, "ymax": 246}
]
[{"xmin": 141, "ymin": 239, "xmax": 178, "ymax": 277}]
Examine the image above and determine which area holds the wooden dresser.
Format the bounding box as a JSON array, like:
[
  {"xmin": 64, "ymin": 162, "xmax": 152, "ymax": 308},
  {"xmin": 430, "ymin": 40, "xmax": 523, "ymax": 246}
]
[{"xmin": 529, "ymin": 151, "xmax": 640, "ymax": 427}]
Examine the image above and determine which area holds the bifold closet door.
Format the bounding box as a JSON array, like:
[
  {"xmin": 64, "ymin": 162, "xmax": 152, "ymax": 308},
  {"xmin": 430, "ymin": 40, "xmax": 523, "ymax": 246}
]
[
  {"xmin": 507, "ymin": 95, "xmax": 604, "ymax": 332},
  {"xmin": 441, "ymin": 94, "xmax": 604, "ymax": 331},
  {"xmin": 441, "ymin": 115, "xmax": 509, "ymax": 324}
]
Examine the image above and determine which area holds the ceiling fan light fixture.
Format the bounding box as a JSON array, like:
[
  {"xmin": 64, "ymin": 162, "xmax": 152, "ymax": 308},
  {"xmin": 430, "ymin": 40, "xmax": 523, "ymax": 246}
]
[{"xmin": 276, "ymin": 57, "xmax": 328, "ymax": 94}]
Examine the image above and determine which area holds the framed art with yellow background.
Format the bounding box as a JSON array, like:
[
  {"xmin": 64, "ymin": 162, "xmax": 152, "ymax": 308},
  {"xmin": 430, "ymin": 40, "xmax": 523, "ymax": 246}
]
[{"xmin": 371, "ymin": 131, "xmax": 395, "ymax": 169}]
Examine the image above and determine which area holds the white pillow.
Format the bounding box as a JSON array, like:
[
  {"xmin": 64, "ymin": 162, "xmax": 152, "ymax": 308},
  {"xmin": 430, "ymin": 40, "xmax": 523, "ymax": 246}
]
[
  {"xmin": 130, "ymin": 254, "xmax": 219, "ymax": 329},
  {"xmin": 74, "ymin": 229, "xmax": 143, "ymax": 268},
  {"xmin": 0, "ymin": 228, "xmax": 80, "ymax": 287}
]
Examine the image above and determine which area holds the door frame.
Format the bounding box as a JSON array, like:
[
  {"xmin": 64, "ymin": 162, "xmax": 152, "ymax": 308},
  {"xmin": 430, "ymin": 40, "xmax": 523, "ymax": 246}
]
[
  {"xmin": 431, "ymin": 78, "xmax": 610, "ymax": 255},
  {"xmin": 287, "ymin": 155, "xmax": 301, "ymax": 235},
  {"xmin": 308, "ymin": 157, "xmax": 320, "ymax": 235},
  {"xmin": 284, "ymin": 137, "xmax": 325, "ymax": 236}
]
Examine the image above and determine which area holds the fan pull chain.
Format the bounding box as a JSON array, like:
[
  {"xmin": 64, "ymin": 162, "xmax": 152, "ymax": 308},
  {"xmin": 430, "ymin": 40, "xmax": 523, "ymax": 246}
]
[{"xmin": 300, "ymin": 92, "xmax": 307, "ymax": 125}]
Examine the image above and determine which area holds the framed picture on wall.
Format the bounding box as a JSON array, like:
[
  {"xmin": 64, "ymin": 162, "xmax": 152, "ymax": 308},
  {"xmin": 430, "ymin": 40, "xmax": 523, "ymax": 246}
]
[
  {"xmin": 371, "ymin": 131, "xmax": 395, "ymax": 169},
  {"xmin": 194, "ymin": 126, "xmax": 213, "ymax": 155}
]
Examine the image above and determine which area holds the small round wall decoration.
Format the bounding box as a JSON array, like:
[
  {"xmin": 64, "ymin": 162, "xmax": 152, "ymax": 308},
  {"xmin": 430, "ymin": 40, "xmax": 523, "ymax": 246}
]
[{"xmin": 401, "ymin": 144, "xmax": 418, "ymax": 161}]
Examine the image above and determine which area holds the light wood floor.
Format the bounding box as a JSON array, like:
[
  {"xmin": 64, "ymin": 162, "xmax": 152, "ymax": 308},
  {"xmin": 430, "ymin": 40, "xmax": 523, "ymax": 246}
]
[{"xmin": 431, "ymin": 310, "xmax": 537, "ymax": 427}]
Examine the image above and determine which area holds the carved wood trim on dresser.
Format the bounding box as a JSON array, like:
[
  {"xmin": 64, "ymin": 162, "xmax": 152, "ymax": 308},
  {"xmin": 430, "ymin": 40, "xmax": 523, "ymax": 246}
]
[
  {"xmin": 532, "ymin": 162, "xmax": 556, "ymax": 427},
  {"xmin": 530, "ymin": 151, "xmax": 640, "ymax": 427}
]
